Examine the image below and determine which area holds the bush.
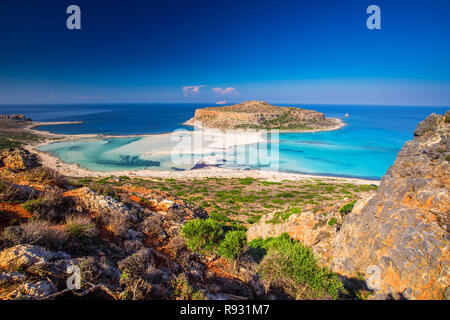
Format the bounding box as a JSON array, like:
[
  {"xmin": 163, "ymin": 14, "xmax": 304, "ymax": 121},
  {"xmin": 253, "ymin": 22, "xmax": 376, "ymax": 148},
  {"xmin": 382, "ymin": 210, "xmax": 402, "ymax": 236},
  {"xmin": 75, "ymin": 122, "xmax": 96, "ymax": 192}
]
[
  {"xmin": 339, "ymin": 200, "xmax": 357, "ymax": 216},
  {"xmin": 141, "ymin": 215, "xmax": 163, "ymax": 235},
  {"xmin": 22, "ymin": 198, "xmax": 46, "ymax": 213},
  {"xmin": 219, "ymin": 230, "xmax": 247, "ymax": 261},
  {"xmin": 91, "ymin": 183, "xmax": 120, "ymax": 201},
  {"xmin": 171, "ymin": 273, "xmax": 207, "ymax": 300},
  {"xmin": 25, "ymin": 167, "xmax": 68, "ymax": 189},
  {"xmin": 105, "ymin": 212, "xmax": 130, "ymax": 237},
  {"xmin": 65, "ymin": 215, "xmax": 98, "ymax": 240},
  {"xmin": 181, "ymin": 219, "xmax": 223, "ymax": 254},
  {"xmin": 118, "ymin": 249, "xmax": 155, "ymax": 299},
  {"xmin": 22, "ymin": 189, "xmax": 73, "ymax": 221},
  {"xmin": 328, "ymin": 217, "xmax": 338, "ymax": 226},
  {"xmin": 248, "ymin": 233, "xmax": 344, "ymax": 299},
  {"xmin": 1, "ymin": 220, "xmax": 69, "ymax": 251}
]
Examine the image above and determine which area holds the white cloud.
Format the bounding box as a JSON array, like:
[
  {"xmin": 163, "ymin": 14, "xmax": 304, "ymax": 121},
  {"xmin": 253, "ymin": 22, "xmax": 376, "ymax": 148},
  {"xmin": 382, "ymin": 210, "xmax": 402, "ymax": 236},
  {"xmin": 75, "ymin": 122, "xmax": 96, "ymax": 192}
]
[
  {"xmin": 182, "ymin": 85, "xmax": 206, "ymax": 96},
  {"xmin": 215, "ymin": 100, "xmax": 228, "ymax": 105},
  {"xmin": 212, "ymin": 87, "xmax": 237, "ymax": 95}
]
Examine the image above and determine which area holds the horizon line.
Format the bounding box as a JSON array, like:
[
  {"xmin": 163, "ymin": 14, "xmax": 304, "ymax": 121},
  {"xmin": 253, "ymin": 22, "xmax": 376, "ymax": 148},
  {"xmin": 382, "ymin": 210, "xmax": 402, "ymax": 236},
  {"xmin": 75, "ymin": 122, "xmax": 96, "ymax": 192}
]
[{"xmin": 0, "ymin": 101, "xmax": 448, "ymax": 108}]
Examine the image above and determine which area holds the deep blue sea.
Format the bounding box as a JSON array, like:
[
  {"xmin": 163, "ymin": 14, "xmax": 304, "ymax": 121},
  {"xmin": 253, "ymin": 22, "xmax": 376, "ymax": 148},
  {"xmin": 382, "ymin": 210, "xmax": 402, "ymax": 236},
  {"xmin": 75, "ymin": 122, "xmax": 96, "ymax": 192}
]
[{"xmin": 1, "ymin": 103, "xmax": 447, "ymax": 179}]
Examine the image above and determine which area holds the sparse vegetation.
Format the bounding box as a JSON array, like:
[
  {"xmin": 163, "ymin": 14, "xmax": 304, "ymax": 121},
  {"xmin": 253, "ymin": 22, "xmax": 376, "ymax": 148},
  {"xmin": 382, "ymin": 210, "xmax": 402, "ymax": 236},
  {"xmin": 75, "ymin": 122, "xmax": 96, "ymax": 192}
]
[
  {"xmin": 1, "ymin": 220, "xmax": 69, "ymax": 251},
  {"xmin": 171, "ymin": 274, "xmax": 207, "ymax": 300},
  {"xmin": 0, "ymin": 138, "xmax": 21, "ymax": 151},
  {"xmin": 339, "ymin": 200, "xmax": 357, "ymax": 216},
  {"xmin": 22, "ymin": 190, "xmax": 73, "ymax": 221},
  {"xmin": 248, "ymin": 233, "xmax": 344, "ymax": 299}
]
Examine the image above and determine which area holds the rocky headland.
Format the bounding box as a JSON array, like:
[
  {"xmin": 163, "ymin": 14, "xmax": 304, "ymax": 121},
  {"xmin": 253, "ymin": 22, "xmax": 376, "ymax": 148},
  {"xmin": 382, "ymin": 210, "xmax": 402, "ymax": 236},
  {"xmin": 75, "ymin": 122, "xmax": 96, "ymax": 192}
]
[{"xmin": 185, "ymin": 101, "xmax": 344, "ymax": 131}]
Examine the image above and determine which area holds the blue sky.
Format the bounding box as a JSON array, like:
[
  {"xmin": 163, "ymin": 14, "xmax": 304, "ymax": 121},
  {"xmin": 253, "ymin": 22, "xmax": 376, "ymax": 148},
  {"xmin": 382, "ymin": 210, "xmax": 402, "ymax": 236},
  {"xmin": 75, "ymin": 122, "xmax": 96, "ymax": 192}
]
[{"xmin": 0, "ymin": 0, "xmax": 449, "ymax": 106}]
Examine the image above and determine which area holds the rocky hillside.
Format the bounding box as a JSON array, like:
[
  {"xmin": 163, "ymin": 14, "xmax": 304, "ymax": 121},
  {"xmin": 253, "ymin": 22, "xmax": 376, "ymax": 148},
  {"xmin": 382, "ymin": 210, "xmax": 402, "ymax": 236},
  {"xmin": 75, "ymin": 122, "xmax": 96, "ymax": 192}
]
[
  {"xmin": 248, "ymin": 111, "xmax": 449, "ymax": 299},
  {"xmin": 0, "ymin": 150, "xmax": 267, "ymax": 300},
  {"xmin": 185, "ymin": 101, "xmax": 342, "ymax": 131},
  {"xmin": 332, "ymin": 111, "xmax": 449, "ymax": 299}
]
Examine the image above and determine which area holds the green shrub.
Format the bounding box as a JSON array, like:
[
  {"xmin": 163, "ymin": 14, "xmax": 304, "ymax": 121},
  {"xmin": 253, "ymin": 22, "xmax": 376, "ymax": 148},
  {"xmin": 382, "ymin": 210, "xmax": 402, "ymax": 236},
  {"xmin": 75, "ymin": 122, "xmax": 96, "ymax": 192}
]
[
  {"xmin": 328, "ymin": 217, "xmax": 338, "ymax": 226},
  {"xmin": 339, "ymin": 200, "xmax": 357, "ymax": 216},
  {"xmin": 219, "ymin": 230, "xmax": 247, "ymax": 261},
  {"xmin": 248, "ymin": 233, "xmax": 343, "ymax": 299},
  {"xmin": 22, "ymin": 198, "xmax": 47, "ymax": 213},
  {"xmin": 181, "ymin": 219, "xmax": 223, "ymax": 254}
]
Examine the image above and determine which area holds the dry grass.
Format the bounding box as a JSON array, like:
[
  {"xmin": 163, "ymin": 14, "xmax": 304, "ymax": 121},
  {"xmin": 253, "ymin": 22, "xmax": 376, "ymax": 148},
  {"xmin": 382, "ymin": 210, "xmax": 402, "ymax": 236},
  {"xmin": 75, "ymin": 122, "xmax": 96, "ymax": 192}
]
[
  {"xmin": 22, "ymin": 189, "xmax": 74, "ymax": 221},
  {"xmin": 1, "ymin": 220, "xmax": 69, "ymax": 251},
  {"xmin": 24, "ymin": 167, "xmax": 68, "ymax": 189},
  {"xmin": 65, "ymin": 215, "xmax": 98, "ymax": 239},
  {"xmin": 104, "ymin": 211, "xmax": 130, "ymax": 237}
]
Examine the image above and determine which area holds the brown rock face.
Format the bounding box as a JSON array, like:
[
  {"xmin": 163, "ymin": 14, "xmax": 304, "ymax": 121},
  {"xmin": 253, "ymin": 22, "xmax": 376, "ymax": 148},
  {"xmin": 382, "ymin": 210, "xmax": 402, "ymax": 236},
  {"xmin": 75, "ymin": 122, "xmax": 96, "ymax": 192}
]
[
  {"xmin": 0, "ymin": 147, "xmax": 40, "ymax": 172},
  {"xmin": 185, "ymin": 101, "xmax": 336, "ymax": 130},
  {"xmin": 246, "ymin": 111, "xmax": 449, "ymax": 299},
  {"xmin": 333, "ymin": 111, "xmax": 449, "ymax": 299}
]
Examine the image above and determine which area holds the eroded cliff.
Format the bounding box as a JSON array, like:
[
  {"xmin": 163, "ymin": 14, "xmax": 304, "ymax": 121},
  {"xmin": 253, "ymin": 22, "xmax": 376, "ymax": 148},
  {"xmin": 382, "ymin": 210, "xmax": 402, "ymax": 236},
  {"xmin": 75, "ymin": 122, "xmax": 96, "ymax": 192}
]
[{"xmin": 247, "ymin": 111, "xmax": 449, "ymax": 299}]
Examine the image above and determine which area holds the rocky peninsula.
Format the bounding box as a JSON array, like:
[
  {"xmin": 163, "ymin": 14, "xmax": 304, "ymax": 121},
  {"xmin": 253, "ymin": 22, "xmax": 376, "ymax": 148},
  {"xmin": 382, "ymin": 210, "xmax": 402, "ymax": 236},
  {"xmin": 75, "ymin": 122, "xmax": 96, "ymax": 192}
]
[{"xmin": 184, "ymin": 101, "xmax": 344, "ymax": 131}]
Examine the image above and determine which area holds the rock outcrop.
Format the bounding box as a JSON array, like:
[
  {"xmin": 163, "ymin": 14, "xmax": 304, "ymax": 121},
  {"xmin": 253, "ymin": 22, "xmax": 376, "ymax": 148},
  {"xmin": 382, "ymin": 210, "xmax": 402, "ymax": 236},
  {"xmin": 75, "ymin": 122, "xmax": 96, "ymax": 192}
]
[
  {"xmin": 185, "ymin": 101, "xmax": 342, "ymax": 131},
  {"xmin": 332, "ymin": 111, "xmax": 449, "ymax": 299},
  {"xmin": 246, "ymin": 111, "xmax": 449, "ymax": 299},
  {"xmin": 0, "ymin": 114, "xmax": 31, "ymax": 122},
  {"xmin": 0, "ymin": 147, "xmax": 39, "ymax": 172},
  {"xmin": 0, "ymin": 245, "xmax": 52, "ymax": 270},
  {"xmin": 247, "ymin": 202, "xmax": 350, "ymax": 266}
]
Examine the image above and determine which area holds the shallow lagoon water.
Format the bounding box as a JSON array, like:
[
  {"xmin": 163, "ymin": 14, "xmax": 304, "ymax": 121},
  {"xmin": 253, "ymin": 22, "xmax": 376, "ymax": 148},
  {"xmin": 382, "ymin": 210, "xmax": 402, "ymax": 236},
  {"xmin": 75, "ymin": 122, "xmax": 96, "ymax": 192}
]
[{"xmin": 3, "ymin": 103, "xmax": 446, "ymax": 179}]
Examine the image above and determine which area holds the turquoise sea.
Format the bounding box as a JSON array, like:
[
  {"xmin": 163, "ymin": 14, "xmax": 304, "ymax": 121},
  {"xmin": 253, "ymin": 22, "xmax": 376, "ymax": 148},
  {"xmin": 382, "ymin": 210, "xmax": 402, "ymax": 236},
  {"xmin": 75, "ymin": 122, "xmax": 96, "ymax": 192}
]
[{"xmin": 1, "ymin": 103, "xmax": 447, "ymax": 180}]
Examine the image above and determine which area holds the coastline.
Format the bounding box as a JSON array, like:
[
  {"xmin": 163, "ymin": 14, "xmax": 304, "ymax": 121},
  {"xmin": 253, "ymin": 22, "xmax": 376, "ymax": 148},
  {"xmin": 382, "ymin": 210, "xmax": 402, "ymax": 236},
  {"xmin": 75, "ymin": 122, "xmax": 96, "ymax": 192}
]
[
  {"xmin": 23, "ymin": 119, "xmax": 380, "ymax": 185},
  {"xmin": 26, "ymin": 144, "xmax": 380, "ymax": 185}
]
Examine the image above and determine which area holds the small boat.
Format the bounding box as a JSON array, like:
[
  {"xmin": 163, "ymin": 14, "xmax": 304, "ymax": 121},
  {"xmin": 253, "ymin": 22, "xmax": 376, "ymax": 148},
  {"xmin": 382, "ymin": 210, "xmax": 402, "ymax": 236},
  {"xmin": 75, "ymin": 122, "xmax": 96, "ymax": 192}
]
[{"xmin": 345, "ymin": 113, "xmax": 349, "ymax": 117}]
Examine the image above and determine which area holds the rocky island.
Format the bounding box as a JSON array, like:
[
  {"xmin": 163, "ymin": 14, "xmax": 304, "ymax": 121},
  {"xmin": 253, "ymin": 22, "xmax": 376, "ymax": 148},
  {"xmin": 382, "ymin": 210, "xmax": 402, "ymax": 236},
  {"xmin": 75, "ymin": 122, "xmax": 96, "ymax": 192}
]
[{"xmin": 185, "ymin": 101, "xmax": 344, "ymax": 131}]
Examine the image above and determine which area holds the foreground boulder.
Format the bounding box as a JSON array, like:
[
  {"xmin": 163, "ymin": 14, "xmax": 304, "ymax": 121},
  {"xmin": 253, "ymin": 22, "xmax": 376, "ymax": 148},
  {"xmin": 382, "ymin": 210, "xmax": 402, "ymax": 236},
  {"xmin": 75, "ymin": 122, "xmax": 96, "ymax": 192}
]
[
  {"xmin": 0, "ymin": 245, "xmax": 52, "ymax": 271},
  {"xmin": 0, "ymin": 147, "xmax": 39, "ymax": 172},
  {"xmin": 333, "ymin": 111, "xmax": 449, "ymax": 299}
]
